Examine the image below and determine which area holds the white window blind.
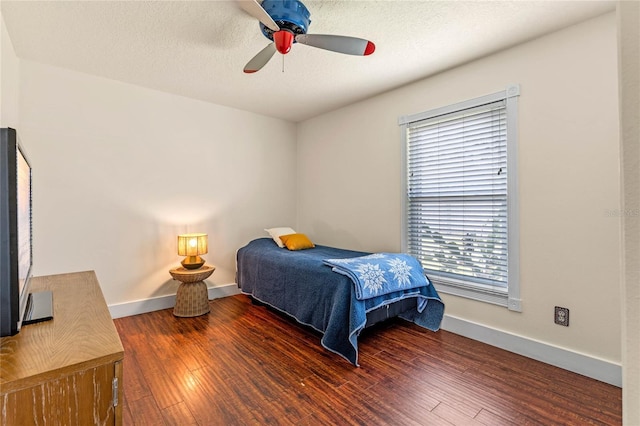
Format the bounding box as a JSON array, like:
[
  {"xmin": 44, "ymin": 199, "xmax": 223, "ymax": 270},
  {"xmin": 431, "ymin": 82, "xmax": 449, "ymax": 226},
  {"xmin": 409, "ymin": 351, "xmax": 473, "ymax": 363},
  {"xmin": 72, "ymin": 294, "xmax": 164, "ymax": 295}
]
[
  {"xmin": 400, "ymin": 86, "xmax": 520, "ymax": 310},
  {"xmin": 407, "ymin": 101, "xmax": 507, "ymax": 287}
]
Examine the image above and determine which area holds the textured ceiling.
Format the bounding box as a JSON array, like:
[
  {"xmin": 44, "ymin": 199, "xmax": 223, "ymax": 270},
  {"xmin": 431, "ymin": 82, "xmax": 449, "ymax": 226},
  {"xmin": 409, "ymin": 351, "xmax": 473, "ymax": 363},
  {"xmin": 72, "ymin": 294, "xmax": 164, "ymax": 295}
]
[{"xmin": 2, "ymin": 0, "xmax": 615, "ymax": 122}]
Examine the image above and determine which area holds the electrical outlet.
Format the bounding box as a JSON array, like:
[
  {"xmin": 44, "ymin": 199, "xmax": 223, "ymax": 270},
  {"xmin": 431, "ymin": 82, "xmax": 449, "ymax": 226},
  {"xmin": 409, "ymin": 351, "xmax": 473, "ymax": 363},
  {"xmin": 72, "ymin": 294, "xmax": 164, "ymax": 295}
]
[{"xmin": 554, "ymin": 306, "xmax": 569, "ymax": 326}]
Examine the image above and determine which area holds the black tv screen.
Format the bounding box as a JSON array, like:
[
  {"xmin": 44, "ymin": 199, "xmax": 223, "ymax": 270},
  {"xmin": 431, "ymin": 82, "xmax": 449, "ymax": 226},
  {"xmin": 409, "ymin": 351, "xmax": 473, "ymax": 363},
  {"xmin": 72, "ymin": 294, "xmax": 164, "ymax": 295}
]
[{"xmin": 0, "ymin": 127, "xmax": 33, "ymax": 337}]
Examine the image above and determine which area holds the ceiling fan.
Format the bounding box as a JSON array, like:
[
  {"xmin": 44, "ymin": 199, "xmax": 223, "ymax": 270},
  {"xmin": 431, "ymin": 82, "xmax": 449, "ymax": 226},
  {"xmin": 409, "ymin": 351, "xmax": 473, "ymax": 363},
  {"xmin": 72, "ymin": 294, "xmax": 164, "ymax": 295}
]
[{"xmin": 239, "ymin": 0, "xmax": 376, "ymax": 73}]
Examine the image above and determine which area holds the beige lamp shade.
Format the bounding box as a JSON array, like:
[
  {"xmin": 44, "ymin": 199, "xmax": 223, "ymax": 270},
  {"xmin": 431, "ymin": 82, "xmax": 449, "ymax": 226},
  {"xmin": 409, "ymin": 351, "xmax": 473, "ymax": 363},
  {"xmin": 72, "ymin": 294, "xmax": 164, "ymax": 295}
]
[{"xmin": 177, "ymin": 233, "xmax": 208, "ymax": 269}]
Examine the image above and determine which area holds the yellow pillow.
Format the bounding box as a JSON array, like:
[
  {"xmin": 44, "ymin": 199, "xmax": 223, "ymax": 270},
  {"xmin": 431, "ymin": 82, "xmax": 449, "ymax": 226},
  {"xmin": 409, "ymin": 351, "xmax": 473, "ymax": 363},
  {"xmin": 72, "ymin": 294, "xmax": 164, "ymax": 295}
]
[{"xmin": 279, "ymin": 233, "xmax": 315, "ymax": 251}]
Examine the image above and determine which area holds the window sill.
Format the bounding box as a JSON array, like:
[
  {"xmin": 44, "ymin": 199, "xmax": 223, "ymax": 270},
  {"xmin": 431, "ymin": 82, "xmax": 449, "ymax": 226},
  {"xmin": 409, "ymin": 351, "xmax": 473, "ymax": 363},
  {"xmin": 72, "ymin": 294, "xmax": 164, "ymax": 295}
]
[{"xmin": 429, "ymin": 275, "xmax": 521, "ymax": 312}]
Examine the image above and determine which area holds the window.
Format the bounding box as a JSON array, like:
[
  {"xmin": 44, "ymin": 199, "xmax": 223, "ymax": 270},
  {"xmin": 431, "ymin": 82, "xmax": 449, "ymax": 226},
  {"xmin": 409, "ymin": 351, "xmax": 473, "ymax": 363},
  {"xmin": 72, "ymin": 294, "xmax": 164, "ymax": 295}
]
[{"xmin": 399, "ymin": 86, "xmax": 521, "ymax": 311}]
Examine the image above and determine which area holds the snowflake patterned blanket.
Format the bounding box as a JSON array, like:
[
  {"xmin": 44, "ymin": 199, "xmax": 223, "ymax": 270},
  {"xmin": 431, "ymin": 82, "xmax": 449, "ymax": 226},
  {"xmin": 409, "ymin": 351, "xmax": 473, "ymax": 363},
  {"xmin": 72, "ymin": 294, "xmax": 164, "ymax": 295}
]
[{"xmin": 323, "ymin": 253, "xmax": 430, "ymax": 300}]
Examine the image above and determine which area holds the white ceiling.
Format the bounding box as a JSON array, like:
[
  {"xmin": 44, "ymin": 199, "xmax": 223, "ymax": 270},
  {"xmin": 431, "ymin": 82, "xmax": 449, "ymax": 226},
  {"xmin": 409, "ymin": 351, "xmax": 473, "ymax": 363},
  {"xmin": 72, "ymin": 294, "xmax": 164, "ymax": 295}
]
[{"xmin": 2, "ymin": 0, "xmax": 615, "ymax": 122}]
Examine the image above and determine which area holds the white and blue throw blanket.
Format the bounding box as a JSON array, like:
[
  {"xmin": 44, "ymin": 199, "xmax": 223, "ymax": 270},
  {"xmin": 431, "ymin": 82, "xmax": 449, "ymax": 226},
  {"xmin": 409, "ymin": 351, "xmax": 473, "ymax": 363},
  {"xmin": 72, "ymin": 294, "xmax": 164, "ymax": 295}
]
[{"xmin": 323, "ymin": 253, "xmax": 430, "ymax": 301}]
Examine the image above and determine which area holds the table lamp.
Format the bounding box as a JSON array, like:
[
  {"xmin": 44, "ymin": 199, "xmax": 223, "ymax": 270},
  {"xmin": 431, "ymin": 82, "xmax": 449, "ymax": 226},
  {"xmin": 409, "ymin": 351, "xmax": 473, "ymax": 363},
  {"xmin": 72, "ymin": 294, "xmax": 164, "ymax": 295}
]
[{"xmin": 177, "ymin": 233, "xmax": 208, "ymax": 270}]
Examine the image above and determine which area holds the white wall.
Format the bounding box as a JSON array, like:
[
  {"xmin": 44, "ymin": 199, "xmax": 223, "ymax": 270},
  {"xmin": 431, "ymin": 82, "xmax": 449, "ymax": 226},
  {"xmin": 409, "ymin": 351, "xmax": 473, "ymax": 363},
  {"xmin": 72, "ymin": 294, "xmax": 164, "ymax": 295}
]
[
  {"xmin": 18, "ymin": 61, "xmax": 297, "ymax": 306},
  {"xmin": 617, "ymin": 1, "xmax": 640, "ymax": 422},
  {"xmin": 1, "ymin": 10, "xmax": 20, "ymax": 128},
  {"xmin": 297, "ymin": 13, "xmax": 622, "ymax": 367}
]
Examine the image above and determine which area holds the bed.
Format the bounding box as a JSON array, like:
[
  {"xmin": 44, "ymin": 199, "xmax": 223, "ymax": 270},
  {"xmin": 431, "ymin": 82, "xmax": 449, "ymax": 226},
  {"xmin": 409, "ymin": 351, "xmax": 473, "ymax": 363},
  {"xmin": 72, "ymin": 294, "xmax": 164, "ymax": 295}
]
[{"xmin": 236, "ymin": 237, "xmax": 445, "ymax": 366}]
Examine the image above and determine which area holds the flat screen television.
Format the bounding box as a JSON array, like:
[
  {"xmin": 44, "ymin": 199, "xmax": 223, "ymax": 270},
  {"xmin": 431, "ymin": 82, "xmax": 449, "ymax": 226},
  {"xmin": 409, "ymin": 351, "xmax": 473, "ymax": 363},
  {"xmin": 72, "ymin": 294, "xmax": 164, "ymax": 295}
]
[{"xmin": 0, "ymin": 127, "xmax": 45, "ymax": 337}]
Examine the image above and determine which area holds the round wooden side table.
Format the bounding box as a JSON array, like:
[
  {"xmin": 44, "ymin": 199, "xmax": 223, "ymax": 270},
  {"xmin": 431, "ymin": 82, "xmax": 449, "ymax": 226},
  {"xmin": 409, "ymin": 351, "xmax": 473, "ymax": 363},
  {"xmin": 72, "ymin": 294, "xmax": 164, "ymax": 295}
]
[{"xmin": 169, "ymin": 265, "xmax": 215, "ymax": 317}]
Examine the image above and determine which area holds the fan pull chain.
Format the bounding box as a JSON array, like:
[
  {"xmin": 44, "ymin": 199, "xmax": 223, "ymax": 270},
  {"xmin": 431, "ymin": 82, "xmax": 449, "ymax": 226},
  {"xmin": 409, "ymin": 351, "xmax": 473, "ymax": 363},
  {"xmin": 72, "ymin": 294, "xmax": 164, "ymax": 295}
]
[{"xmin": 282, "ymin": 54, "xmax": 285, "ymax": 73}]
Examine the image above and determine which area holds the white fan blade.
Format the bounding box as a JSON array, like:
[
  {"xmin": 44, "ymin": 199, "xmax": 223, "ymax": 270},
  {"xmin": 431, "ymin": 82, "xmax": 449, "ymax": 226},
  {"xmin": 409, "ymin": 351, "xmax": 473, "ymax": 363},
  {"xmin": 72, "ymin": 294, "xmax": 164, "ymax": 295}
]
[
  {"xmin": 244, "ymin": 43, "xmax": 277, "ymax": 73},
  {"xmin": 295, "ymin": 34, "xmax": 375, "ymax": 56},
  {"xmin": 237, "ymin": 0, "xmax": 279, "ymax": 32}
]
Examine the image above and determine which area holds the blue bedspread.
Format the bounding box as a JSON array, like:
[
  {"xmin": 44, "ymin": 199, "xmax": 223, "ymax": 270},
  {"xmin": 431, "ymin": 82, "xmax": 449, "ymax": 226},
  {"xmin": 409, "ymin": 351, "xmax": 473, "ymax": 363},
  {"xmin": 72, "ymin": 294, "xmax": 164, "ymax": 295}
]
[{"xmin": 236, "ymin": 238, "xmax": 445, "ymax": 366}]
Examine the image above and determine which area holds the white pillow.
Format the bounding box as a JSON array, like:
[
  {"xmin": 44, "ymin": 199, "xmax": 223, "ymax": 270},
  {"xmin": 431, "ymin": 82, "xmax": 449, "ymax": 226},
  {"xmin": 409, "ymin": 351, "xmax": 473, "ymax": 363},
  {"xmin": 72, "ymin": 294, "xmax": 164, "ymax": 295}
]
[{"xmin": 264, "ymin": 227, "xmax": 296, "ymax": 248}]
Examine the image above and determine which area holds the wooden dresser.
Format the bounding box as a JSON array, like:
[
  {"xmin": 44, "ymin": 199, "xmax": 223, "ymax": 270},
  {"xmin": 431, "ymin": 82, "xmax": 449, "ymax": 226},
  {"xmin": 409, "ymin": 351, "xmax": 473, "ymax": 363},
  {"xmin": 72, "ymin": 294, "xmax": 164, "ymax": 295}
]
[{"xmin": 0, "ymin": 271, "xmax": 124, "ymax": 425}]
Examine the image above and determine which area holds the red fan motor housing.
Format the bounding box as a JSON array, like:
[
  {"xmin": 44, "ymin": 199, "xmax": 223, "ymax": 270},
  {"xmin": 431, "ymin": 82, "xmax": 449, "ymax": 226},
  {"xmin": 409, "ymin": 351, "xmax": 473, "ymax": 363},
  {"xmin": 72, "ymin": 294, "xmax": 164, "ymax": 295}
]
[{"xmin": 273, "ymin": 30, "xmax": 295, "ymax": 54}]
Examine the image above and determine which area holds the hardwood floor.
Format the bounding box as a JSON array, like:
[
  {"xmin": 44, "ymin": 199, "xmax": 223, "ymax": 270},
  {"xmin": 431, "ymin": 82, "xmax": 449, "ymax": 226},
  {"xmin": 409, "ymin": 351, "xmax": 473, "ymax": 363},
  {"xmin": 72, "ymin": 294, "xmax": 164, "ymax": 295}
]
[{"xmin": 113, "ymin": 295, "xmax": 621, "ymax": 425}]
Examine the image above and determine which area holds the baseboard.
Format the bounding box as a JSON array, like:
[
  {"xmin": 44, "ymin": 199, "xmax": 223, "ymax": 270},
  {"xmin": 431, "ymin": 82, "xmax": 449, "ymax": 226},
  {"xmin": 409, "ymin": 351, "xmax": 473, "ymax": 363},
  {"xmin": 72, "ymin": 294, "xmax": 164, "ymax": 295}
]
[
  {"xmin": 441, "ymin": 314, "xmax": 622, "ymax": 387},
  {"xmin": 108, "ymin": 283, "xmax": 240, "ymax": 319}
]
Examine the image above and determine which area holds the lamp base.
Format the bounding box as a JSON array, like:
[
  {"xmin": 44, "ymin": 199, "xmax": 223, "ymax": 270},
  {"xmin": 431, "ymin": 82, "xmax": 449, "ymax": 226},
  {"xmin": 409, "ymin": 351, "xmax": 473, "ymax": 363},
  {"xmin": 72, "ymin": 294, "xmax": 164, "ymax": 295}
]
[{"xmin": 181, "ymin": 255, "xmax": 205, "ymax": 270}]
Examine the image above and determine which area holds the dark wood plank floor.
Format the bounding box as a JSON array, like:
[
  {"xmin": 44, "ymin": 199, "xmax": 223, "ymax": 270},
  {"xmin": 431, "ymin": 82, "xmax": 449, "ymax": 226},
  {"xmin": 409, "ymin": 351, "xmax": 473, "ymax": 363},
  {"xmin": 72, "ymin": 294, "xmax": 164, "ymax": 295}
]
[{"xmin": 113, "ymin": 295, "xmax": 621, "ymax": 425}]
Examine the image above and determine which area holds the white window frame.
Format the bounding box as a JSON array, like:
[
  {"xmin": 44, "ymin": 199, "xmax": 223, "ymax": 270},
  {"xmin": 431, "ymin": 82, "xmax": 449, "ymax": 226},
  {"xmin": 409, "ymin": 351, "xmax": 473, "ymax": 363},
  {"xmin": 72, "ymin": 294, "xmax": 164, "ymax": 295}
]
[{"xmin": 399, "ymin": 85, "xmax": 521, "ymax": 311}]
